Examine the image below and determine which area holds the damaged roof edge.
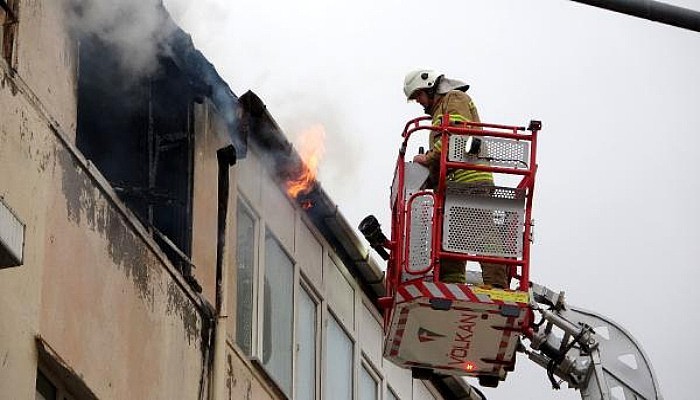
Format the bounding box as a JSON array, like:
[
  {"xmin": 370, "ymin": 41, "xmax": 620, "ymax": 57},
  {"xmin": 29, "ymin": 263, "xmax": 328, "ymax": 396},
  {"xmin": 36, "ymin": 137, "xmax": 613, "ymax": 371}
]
[
  {"xmin": 161, "ymin": 12, "xmax": 247, "ymax": 157},
  {"xmin": 238, "ymin": 91, "xmax": 386, "ymax": 301},
  {"xmin": 159, "ymin": 13, "xmax": 387, "ymax": 299}
]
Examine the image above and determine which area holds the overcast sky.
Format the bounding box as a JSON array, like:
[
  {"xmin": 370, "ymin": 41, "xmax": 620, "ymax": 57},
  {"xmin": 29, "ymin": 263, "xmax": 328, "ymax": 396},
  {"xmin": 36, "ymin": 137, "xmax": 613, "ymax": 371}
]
[{"xmin": 163, "ymin": 1, "xmax": 700, "ymax": 398}]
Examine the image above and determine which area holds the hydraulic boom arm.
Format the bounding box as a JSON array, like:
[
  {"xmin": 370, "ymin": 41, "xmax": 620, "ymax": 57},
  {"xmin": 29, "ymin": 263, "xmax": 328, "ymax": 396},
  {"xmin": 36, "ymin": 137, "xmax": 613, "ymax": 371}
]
[{"xmin": 523, "ymin": 283, "xmax": 663, "ymax": 400}]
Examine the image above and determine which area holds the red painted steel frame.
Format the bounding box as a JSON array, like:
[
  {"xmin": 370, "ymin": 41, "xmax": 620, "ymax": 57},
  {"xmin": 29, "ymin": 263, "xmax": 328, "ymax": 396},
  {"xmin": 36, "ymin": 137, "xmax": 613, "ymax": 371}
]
[{"xmin": 386, "ymin": 115, "xmax": 540, "ymax": 310}]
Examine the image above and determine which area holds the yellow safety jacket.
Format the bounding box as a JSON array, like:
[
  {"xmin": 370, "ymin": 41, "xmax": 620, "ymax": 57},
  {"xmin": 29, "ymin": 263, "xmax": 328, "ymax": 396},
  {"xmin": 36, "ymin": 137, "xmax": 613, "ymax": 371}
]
[{"xmin": 425, "ymin": 90, "xmax": 493, "ymax": 184}]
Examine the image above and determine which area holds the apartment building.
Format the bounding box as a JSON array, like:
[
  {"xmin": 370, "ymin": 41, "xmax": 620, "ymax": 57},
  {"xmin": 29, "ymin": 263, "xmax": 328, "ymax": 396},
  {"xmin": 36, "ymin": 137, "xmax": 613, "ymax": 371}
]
[{"xmin": 0, "ymin": 1, "xmax": 476, "ymax": 399}]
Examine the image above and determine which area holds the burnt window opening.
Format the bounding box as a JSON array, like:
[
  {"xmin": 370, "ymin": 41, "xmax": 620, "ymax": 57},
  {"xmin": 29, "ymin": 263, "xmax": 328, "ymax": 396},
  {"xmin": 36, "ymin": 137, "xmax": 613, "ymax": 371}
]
[
  {"xmin": 76, "ymin": 34, "xmax": 205, "ymax": 281},
  {"xmin": 0, "ymin": 0, "xmax": 18, "ymax": 68}
]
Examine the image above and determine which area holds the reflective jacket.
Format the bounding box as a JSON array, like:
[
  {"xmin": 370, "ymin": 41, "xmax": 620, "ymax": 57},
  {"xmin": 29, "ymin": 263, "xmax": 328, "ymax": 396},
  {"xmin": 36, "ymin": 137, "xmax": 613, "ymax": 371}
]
[{"xmin": 425, "ymin": 90, "xmax": 493, "ymax": 184}]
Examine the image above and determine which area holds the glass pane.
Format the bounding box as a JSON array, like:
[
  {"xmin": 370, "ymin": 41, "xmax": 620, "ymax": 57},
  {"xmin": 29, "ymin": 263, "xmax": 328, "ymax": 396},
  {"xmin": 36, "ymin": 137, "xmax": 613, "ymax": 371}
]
[
  {"xmin": 35, "ymin": 370, "xmax": 56, "ymax": 400},
  {"xmin": 262, "ymin": 233, "xmax": 294, "ymax": 396},
  {"xmin": 235, "ymin": 203, "xmax": 255, "ymax": 356},
  {"xmin": 325, "ymin": 315, "xmax": 353, "ymax": 400},
  {"xmin": 412, "ymin": 382, "xmax": 436, "ymax": 400},
  {"xmin": 359, "ymin": 365, "xmax": 378, "ymax": 400},
  {"xmin": 327, "ymin": 259, "xmax": 355, "ymax": 326},
  {"xmin": 295, "ymin": 287, "xmax": 317, "ymax": 400}
]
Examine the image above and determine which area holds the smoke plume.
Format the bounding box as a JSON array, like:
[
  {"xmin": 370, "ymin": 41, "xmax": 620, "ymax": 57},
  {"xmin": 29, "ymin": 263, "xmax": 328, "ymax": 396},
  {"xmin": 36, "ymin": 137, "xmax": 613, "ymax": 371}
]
[{"xmin": 63, "ymin": 0, "xmax": 176, "ymax": 78}]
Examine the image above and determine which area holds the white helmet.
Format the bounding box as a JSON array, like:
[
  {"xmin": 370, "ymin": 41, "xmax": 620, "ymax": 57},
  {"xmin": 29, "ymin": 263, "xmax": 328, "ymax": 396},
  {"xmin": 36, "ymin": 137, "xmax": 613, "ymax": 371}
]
[{"xmin": 403, "ymin": 69, "xmax": 442, "ymax": 100}]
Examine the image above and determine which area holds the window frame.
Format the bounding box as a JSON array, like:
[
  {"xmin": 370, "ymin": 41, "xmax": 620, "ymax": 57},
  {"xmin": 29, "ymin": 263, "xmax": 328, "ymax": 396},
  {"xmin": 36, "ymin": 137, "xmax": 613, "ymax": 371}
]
[
  {"xmin": 0, "ymin": 0, "xmax": 18, "ymax": 68},
  {"xmin": 323, "ymin": 309, "xmax": 355, "ymax": 400},
  {"xmin": 233, "ymin": 195, "xmax": 260, "ymax": 356},
  {"xmin": 35, "ymin": 366, "xmax": 80, "ymax": 400},
  {"xmin": 325, "ymin": 253, "xmax": 356, "ymax": 330},
  {"xmin": 35, "ymin": 365, "xmax": 77, "ymax": 400},
  {"xmin": 36, "ymin": 337, "xmax": 98, "ymax": 400},
  {"xmin": 259, "ymin": 227, "xmax": 296, "ymax": 397},
  {"xmin": 358, "ymin": 356, "xmax": 382, "ymax": 400},
  {"xmin": 294, "ymin": 276, "xmax": 321, "ymax": 400},
  {"xmin": 386, "ymin": 386, "xmax": 400, "ymax": 400}
]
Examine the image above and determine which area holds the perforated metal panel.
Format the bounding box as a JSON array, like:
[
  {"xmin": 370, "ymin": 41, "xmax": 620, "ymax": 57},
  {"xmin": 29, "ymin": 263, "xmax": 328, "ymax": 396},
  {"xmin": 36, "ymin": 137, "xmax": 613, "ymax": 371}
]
[
  {"xmin": 448, "ymin": 135, "xmax": 530, "ymax": 169},
  {"xmin": 443, "ymin": 183, "xmax": 525, "ymax": 258},
  {"xmin": 406, "ymin": 194, "xmax": 434, "ymax": 275}
]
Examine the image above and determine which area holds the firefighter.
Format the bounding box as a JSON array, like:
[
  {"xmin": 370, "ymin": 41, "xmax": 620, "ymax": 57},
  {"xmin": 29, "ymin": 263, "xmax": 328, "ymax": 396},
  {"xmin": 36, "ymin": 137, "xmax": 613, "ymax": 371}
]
[{"xmin": 403, "ymin": 69, "xmax": 509, "ymax": 288}]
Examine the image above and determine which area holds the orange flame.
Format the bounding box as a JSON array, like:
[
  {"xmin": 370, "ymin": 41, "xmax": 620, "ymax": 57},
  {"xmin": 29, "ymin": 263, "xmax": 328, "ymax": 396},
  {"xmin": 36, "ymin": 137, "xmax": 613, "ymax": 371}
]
[{"xmin": 286, "ymin": 124, "xmax": 326, "ymax": 199}]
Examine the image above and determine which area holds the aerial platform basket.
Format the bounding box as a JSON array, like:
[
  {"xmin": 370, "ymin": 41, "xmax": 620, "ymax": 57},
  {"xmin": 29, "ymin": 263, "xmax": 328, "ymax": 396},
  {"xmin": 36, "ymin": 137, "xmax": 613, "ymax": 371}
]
[
  {"xmin": 375, "ymin": 117, "xmax": 541, "ymax": 383},
  {"xmin": 383, "ymin": 279, "xmax": 529, "ymax": 378},
  {"xmin": 363, "ymin": 116, "xmax": 662, "ymax": 398}
]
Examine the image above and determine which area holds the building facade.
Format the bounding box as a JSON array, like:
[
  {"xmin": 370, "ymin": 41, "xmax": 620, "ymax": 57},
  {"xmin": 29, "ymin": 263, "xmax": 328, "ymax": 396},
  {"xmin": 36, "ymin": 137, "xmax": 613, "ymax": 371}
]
[{"xmin": 0, "ymin": 1, "xmax": 476, "ymax": 399}]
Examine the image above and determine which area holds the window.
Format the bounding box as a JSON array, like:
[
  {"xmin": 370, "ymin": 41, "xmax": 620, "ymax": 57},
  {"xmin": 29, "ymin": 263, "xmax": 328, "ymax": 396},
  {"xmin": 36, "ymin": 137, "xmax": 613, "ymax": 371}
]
[
  {"xmin": 35, "ymin": 370, "xmax": 57, "ymax": 400},
  {"xmin": 0, "ymin": 196, "xmax": 24, "ymax": 269},
  {"xmin": 235, "ymin": 200, "xmax": 256, "ymax": 355},
  {"xmin": 325, "ymin": 315, "xmax": 353, "ymax": 400},
  {"xmin": 412, "ymin": 382, "xmax": 437, "ymax": 400},
  {"xmin": 1, "ymin": 0, "xmax": 18, "ymax": 67},
  {"xmin": 359, "ymin": 363, "xmax": 378, "ymax": 400},
  {"xmin": 262, "ymin": 232, "xmax": 293, "ymax": 396},
  {"xmin": 295, "ymin": 285, "xmax": 317, "ymax": 400},
  {"xmin": 387, "ymin": 387, "xmax": 399, "ymax": 400},
  {"xmin": 36, "ymin": 339, "xmax": 97, "ymax": 400},
  {"xmin": 35, "ymin": 369, "xmax": 78, "ymax": 400},
  {"xmin": 76, "ymin": 35, "xmax": 205, "ymax": 272},
  {"xmin": 327, "ymin": 258, "xmax": 355, "ymax": 326}
]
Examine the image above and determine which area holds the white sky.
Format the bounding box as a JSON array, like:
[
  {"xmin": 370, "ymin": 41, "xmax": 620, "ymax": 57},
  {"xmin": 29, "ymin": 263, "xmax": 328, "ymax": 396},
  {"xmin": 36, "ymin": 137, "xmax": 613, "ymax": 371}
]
[{"xmin": 163, "ymin": 1, "xmax": 700, "ymax": 399}]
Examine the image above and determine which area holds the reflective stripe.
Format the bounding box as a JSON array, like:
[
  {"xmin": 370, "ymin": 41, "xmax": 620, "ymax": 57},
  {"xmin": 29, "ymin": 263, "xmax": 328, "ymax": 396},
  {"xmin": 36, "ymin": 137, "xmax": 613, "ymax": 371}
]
[
  {"xmin": 449, "ymin": 170, "xmax": 494, "ymax": 184},
  {"xmin": 431, "ymin": 114, "xmax": 493, "ymax": 184},
  {"xmin": 432, "ymin": 114, "xmax": 469, "ymax": 126}
]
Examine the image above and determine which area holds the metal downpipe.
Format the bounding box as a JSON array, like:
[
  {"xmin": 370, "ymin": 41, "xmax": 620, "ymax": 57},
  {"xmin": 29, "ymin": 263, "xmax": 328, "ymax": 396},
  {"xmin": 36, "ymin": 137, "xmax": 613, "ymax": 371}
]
[{"xmin": 211, "ymin": 145, "xmax": 237, "ymax": 400}]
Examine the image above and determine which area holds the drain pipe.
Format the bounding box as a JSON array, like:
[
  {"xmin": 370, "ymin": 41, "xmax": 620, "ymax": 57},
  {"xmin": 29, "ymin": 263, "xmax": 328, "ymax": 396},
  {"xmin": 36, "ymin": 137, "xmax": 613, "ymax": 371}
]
[{"xmin": 211, "ymin": 145, "xmax": 237, "ymax": 400}]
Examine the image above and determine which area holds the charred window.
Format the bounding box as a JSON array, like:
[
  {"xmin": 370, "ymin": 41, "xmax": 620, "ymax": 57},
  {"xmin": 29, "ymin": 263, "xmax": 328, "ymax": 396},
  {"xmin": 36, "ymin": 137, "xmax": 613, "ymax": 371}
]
[
  {"xmin": 76, "ymin": 34, "xmax": 202, "ymax": 271},
  {"xmin": 0, "ymin": 0, "xmax": 18, "ymax": 67}
]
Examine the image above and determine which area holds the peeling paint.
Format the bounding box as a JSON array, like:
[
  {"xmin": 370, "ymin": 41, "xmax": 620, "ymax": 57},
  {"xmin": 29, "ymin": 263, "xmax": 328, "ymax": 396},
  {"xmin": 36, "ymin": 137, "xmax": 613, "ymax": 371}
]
[
  {"xmin": 0, "ymin": 85, "xmax": 53, "ymax": 174},
  {"xmin": 59, "ymin": 147, "xmax": 154, "ymax": 304},
  {"xmin": 1, "ymin": 70, "xmax": 19, "ymax": 96},
  {"xmin": 59, "ymin": 147, "xmax": 84, "ymax": 226},
  {"xmin": 226, "ymin": 354, "xmax": 234, "ymax": 400},
  {"xmin": 58, "ymin": 145, "xmax": 205, "ymax": 343},
  {"xmin": 166, "ymin": 280, "xmax": 200, "ymax": 343}
]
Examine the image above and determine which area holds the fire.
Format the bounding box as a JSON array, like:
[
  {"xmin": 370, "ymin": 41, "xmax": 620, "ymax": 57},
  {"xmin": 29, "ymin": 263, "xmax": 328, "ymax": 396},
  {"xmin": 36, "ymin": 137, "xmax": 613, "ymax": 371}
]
[{"xmin": 286, "ymin": 124, "xmax": 326, "ymax": 199}]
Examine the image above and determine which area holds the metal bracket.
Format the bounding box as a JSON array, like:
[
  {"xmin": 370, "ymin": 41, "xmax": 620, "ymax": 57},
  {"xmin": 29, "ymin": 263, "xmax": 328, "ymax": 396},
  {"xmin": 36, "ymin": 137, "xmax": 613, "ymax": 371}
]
[{"xmin": 524, "ymin": 283, "xmax": 663, "ymax": 400}]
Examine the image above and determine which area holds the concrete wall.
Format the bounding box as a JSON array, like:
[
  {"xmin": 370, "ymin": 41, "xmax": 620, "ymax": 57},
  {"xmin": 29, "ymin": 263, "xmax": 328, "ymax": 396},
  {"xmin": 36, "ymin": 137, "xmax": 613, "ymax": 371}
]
[
  {"xmin": 189, "ymin": 100, "xmax": 281, "ymax": 400},
  {"xmin": 191, "ymin": 99, "xmax": 229, "ymax": 307},
  {"xmin": 0, "ymin": 1, "xmax": 213, "ymax": 398},
  {"xmin": 1, "ymin": 2, "xmax": 447, "ymax": 399},
  {"xmin": 13, "ymin": 0, "xmax": 78, "ymax": 141}
]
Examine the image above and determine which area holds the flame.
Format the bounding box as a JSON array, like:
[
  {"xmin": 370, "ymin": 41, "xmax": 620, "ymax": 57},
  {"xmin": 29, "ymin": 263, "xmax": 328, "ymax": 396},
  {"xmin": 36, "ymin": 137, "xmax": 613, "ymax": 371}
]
[
  {"xmin": 286, "ymin": 124, "xmax": 326, "ymax": 199},
  {"xmin": 300, "ymin": 199, "xmax": 314, "ymax": 210}
]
